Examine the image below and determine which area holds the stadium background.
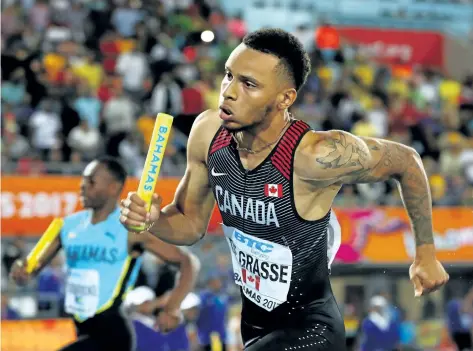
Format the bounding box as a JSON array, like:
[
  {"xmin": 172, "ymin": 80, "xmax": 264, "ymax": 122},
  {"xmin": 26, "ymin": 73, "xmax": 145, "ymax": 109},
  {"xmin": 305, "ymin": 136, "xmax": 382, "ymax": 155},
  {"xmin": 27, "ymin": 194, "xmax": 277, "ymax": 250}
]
[{"xmin": 1, "ymin": 0, "xmax": 473, "ymax": 350}]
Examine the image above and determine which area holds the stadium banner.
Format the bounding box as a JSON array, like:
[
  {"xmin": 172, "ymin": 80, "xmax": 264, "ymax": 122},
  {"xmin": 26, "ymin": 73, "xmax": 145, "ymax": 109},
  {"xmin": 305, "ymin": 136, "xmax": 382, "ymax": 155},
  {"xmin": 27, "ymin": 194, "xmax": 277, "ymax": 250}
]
[
  {"xmin": 1, "ymin": 176, "xmax": 220, "ymax": 235},
  {"xmin": 336, "ymin": 27, "xmax": 444, "ymax": 67},
  {"xmin": 1, "ymin": 319, "xmax": 76, "ymax": 351},
  {"xmin": 333, "ymin": 208, "xmax": 473, "ymax": 264},
  {"xmin": 2, "ymin": 176, "xmax": 472, "ymax": 263}
]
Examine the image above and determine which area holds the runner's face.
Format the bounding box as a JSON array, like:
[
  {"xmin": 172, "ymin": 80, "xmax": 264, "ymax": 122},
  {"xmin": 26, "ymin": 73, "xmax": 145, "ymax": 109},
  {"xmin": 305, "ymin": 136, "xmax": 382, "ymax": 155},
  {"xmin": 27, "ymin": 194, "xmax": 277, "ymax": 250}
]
[
  {"xmin": 219, "ymin": 44, "xmax": 286, "ymax": 132},
  {"xmin": 80, "ymin": 162, "xmax": 116, "ymax": 209}
]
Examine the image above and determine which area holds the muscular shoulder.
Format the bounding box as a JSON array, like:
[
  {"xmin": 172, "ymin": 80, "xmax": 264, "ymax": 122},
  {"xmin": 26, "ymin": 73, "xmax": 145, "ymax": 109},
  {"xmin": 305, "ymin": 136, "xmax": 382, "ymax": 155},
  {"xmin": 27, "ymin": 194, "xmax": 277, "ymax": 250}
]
[
  {"xmin": 294, "ymin": 130, "xmax": 376, "ymax": 183},
  {"xmin": 187, "ymin": 109, "xmax": 222, "ymax": 163},
  {"xmin": 295, "ymin": 129, "xmax": 418, "ymax": 186}
]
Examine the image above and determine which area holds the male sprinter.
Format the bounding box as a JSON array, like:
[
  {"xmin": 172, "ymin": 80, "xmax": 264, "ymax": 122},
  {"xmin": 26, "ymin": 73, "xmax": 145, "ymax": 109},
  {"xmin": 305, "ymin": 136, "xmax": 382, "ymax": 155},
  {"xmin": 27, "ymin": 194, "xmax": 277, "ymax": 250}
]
[
  {"xmin": 10, "ymin": 157, "xmax": 200, "ymax": 351},
  {"xmin": 120, "ymin": 29, "xmax": 449, "ymax": 350}
]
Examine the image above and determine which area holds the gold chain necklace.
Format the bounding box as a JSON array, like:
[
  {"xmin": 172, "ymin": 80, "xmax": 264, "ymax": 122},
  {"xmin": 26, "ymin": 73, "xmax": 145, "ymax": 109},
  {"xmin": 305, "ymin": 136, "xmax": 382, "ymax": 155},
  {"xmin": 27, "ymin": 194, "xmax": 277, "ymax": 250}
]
[{"xmin": 232, "ymin": 117, "xmax": 293, "ymax": 155}]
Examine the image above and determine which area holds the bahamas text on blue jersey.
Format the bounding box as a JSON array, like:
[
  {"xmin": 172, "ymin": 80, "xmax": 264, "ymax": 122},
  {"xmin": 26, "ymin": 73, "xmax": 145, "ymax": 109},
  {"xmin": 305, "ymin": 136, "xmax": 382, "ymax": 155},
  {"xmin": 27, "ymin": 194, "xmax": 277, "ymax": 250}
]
[{"xmin": 66, "ymin": 245, "xmax": 119, "ymax": 264}]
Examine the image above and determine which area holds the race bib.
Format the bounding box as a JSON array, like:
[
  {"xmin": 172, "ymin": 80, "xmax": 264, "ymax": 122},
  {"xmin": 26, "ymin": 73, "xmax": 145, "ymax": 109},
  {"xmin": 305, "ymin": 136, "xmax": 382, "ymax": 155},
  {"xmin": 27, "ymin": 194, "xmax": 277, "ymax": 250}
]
[
  {"xmin": 65, "ymin": 268, "xmax": 99, "ymax": 318},
  {"xmin": 223, "ymin": 225, "xmax": 292, "ymax": 312}
]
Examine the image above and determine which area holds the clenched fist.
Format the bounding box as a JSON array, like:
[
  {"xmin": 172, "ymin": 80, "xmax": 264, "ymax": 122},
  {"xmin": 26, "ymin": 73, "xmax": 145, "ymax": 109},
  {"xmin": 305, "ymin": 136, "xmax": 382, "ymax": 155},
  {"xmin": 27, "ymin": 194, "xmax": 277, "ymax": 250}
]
[
  {"xmin": 409, "ymin": 257, "xmax": 449, "ymax": 297},
  {"xmin": 120, "ymin": 192, "xmax": 162, "ymax": 233}
]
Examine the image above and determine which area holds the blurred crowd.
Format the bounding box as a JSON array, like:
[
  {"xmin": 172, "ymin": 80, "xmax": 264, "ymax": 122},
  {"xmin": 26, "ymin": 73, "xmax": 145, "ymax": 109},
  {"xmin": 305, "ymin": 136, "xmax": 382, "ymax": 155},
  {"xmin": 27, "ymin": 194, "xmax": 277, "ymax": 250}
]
[{"xmin": 1, "ymin": 0, "xmax": 473, "ymax": 206}]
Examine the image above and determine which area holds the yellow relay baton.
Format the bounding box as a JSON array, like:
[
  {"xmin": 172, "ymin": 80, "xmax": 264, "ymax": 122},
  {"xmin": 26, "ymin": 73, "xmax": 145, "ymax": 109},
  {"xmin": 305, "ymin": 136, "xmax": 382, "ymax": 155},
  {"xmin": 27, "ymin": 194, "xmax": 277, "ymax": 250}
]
[
  {"xmin": 130, "ymin": 113, "xmax": 174, "ymax": 232},
  {"xmin": 26, "ymin": 218, "xmax": 63, "ymax": 274}
]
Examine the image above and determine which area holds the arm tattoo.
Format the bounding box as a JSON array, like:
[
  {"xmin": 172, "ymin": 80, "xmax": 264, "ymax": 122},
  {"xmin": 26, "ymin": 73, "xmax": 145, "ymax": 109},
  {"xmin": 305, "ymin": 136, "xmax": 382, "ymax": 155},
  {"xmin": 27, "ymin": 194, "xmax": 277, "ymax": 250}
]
[
  {"xmin": 315, "ymin": 132, "xmax": 434, "ymax": 246},
  {"xmin": 396, "ymin": 149, "xmax": 434, "ymax": 246},
  {"xmin": 315, "ymin": 132, "xmax": 388, "ymax": 183}
]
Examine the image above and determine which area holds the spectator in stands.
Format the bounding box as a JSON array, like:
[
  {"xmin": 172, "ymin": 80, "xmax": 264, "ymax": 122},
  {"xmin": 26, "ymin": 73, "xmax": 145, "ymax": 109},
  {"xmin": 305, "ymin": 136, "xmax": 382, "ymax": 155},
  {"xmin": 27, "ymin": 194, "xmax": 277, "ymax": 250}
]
[
  {"xmin": 28, "ymin": 98, "xmax": 62, "ymax": 160},
  {"xmin": 73, "ymin": 83, "xmax": 102, "ymax": 129},
  {"xmin": 1, "ymin": 4, "xmax": 22, "ymax": 38},
  {"xmin": 201, "ymin": 75, "xmax": 220, "ymax": 111},
  {"xmin": 429, "ymin": 174, "xmax": 450, "ymax": 205},
  {"xmin": 111, "ymin": 2, "xmax": 145, "ymax": 38},
  {"xmin": 118, "ymin": 132, "xmax": 145, "ymax": 177},
  {"xmin": 367, "ymin": 95, "xmax": 389, "ymax": 138},
  {"xmin": 65, "ymin": 2, "xmax": 88, "ymax": 43},
  {"xmin": 71, "ymin": 52, "xmax": 104, "ymax": 93},
  {"xmin": 196, "ymin": 272, "xmax": 229, "ymax": 351},
  {"xmin": 2, "ymin": 130, "xmax": 30, "ymax": 161},
  {"xmin": 439, "ymin": 73, "xmax": 462, "ymax": 106},
  {"xmin": 2, "ymin": 238, "xmax": 25, "ymax": 275},
  {"xmin": 417, "ymin": 69, "xmax": 439, "ymax": 106},
  {"xmin": 446, "ymin": 289, "xmax": 473, "ymax": 351},
  {"xmin": 67, "ymin": 120, "xmax": 101, "ymax": 161},
  {"xmin": 360, "ymin": 295, "xmax": 401, "ymax": 351},
  {"xmin": 292, "ymin": 91, "xmax": 323, "ymax": 130},
  {"xmin": 97, "ymin": 75, "xmax": 116, "ymax": 103},
  {"xmin": 351, "ymin": 111, "xmax": 379, "ymax": 138},
  {"xmin": 439, "ymin": 132, "xmax": 470, "ymax": 177},
  {"xmin": 378, "ymin": 291, "xmax": 401, "ymax": 325},
  {"xmin": 102, "ymin": 86, "xmax": 136, "ymax": 156},
  {"xmin": 1, "ymin": 69, "xmax": 26, "ymax": 106},
  {"xmin": 136, "ymin": 109, "xmax": 157, "ymax": 147},
  {"xmin": 314, "ymin": 19, "xmax": 340, "ymax": 62},
  {"xmin": 149, "ymin": 71, "xmax": 183, "ymax": 117},
  {"xmin": 42, "ymin": 20, "xmax": 73, "ymax": 53},
  {"xmin": 227, "ymin": 13, "xmax": 247, "ymax": 39},
  {"xmin": 29, "ymin": 0, "xmax": 51, "ymax": 32},
  {"xmin": 293, "ymin": 24, "xmax": 315, "ymax": 52},
  {"xmin": 116, "ymin": 40, "xmax": 149, "ymax": 100},
  {"xmin": 1, "ymin": 293, "xmax": 20, "ymax": 320},
  {"xmin": 398, "ymin": 308, "xmax": 417, "ymax": 349}
]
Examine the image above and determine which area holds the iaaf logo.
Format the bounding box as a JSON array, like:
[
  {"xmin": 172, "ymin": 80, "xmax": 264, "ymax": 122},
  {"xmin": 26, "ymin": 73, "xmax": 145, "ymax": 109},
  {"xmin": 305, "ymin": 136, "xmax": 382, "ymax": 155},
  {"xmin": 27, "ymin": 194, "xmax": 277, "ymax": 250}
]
[{"xmin": 358, "ymin": 41, "xmax": 413, "ymax": 61}]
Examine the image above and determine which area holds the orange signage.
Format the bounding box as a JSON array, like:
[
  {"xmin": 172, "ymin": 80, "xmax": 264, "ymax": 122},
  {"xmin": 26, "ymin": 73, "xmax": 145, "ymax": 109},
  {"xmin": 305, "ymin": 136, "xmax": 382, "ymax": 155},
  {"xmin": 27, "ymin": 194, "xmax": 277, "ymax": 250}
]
[
  {"xmin": 1, "ymin": 319, "xmax": 76, "ymax": 351},
  {"xmin": 333, "ymin": 208, "xmax": 473, "ymax": 263},
  {"xmin": 1, "ymin": 176, "xmax": 179, "ymax": 235},
  {"xmin": 2, "ymin": 176, "xmax": 472, "ymax": 263}
]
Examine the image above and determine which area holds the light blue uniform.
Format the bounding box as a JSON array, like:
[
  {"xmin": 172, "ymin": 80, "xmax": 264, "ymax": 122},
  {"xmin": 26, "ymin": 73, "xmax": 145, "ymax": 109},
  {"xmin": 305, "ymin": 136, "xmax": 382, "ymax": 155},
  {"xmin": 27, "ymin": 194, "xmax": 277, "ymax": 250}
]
[{"xmin": 60, "ymin": 207, "xmax": 142, "ymax": 322}]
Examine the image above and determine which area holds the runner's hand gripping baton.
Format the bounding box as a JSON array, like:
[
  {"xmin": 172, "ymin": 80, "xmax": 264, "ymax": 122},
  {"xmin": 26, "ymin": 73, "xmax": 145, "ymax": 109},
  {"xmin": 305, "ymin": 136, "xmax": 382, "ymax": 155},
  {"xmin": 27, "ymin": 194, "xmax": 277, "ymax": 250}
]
[{"xmin": 130, "ymin": 113, "xmax": 174, "ymax": 232}]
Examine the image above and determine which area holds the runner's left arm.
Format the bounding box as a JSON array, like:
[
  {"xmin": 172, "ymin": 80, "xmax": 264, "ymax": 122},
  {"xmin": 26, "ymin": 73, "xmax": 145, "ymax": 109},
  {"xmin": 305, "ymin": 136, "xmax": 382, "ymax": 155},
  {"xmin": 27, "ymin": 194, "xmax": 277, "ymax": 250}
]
[
  {"xmin": 10, "ymin": 235, "xmax": 62, "ymax": 284},
  {"xmin": 298, "ymin": 130, "xmax": 434, "ymax": 250},
  {"xmin": 29, "ymin": 235, "xmax": 62, "ymax": 276}
]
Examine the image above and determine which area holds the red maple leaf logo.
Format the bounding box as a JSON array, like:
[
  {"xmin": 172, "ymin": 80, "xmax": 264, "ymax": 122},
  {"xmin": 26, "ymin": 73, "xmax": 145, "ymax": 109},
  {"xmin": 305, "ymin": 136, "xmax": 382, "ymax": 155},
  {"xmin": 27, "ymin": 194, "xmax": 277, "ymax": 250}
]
[
  {"xmin": 269, "ymin": 186, "xmax": 277, "ymax": 194},
  {"xmin": 248, "ymin": 276, "xmax": 255, "ymax": 282}
]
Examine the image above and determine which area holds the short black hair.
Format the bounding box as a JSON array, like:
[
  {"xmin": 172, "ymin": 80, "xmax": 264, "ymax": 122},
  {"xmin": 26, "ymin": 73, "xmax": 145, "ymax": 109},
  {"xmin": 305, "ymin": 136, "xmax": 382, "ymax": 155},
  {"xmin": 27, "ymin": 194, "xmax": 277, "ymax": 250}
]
[
  {"xmin": 242, "ymin": 28, "xmax": 311, "ymax": 91},
  {"xmin": 96, "ymin": 156, "xmax": 127, "ymax": 185}
]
